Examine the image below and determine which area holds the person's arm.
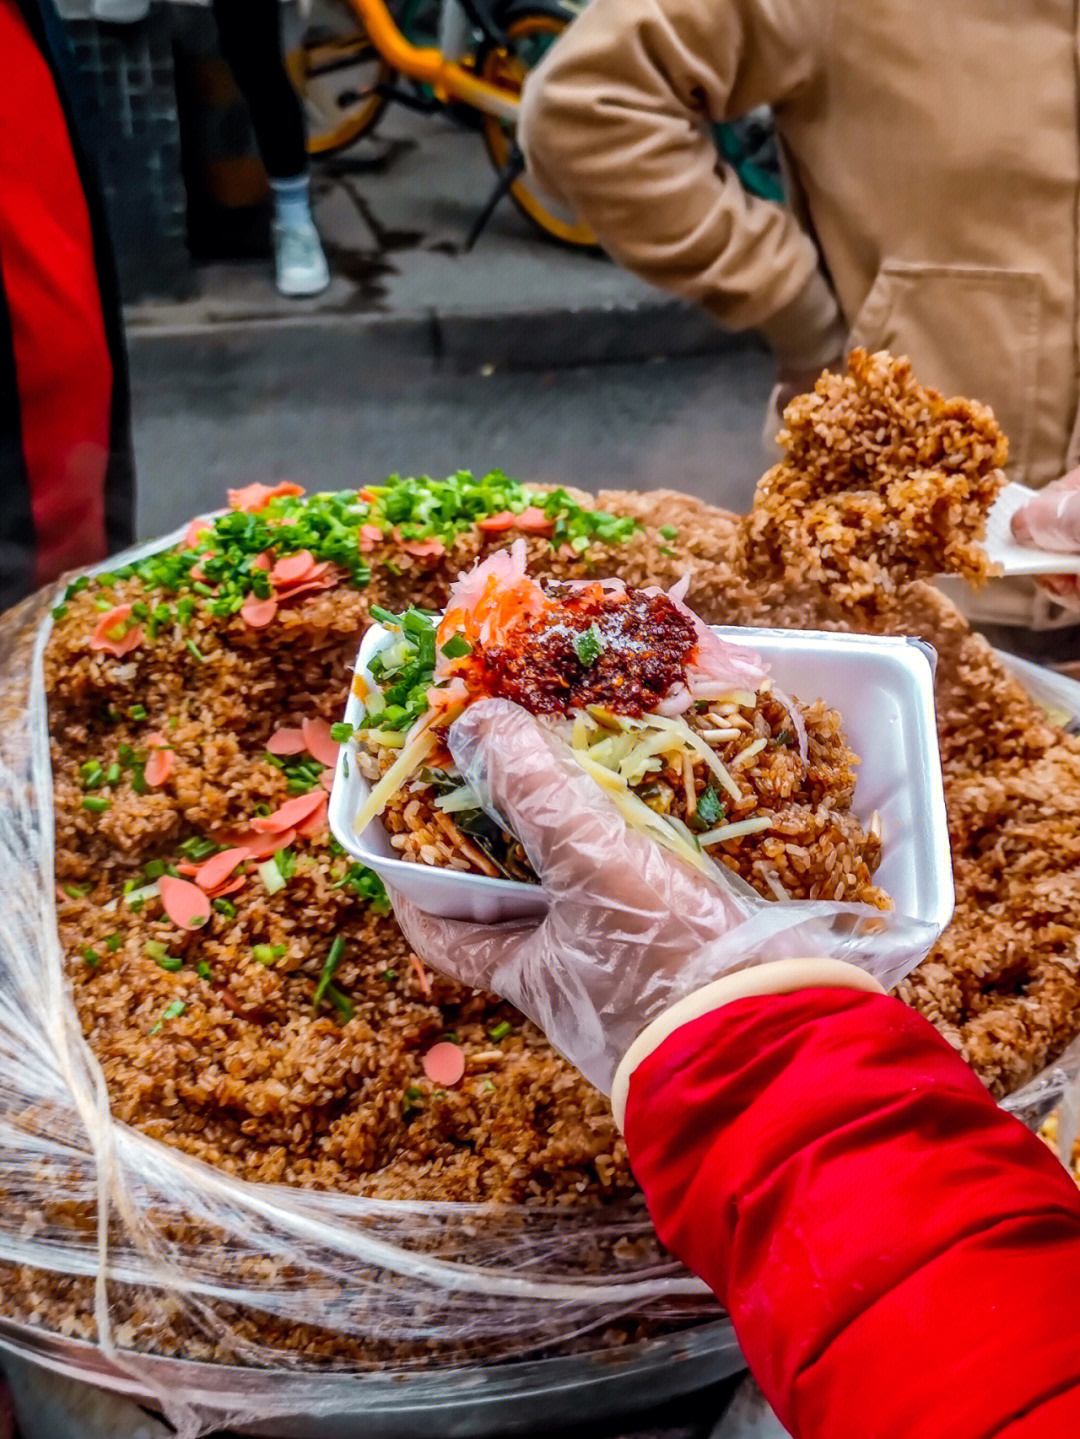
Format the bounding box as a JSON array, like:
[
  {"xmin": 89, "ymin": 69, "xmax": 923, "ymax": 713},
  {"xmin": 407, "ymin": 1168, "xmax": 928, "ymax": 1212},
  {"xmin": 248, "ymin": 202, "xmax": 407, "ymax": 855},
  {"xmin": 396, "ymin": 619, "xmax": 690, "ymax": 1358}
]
[
  {"xmin": 620, "ymin": 981, "xmax": 1080, "ymax": 1439},
  {"xmin": 395, "ymin": 701, "xmax": 1080, "ymax": 1439},
  {"xmin": 518, "ymin": 0, "xmax": 845, "ymax": 370}
]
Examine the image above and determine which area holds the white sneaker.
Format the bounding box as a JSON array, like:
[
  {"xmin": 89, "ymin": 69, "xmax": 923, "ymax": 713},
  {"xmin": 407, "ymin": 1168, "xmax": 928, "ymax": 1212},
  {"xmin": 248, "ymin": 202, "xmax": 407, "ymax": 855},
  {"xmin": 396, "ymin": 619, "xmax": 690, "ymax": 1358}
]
[{"xmin": 273, "ymin": 219, "xmax": 330, "ymax": 298}]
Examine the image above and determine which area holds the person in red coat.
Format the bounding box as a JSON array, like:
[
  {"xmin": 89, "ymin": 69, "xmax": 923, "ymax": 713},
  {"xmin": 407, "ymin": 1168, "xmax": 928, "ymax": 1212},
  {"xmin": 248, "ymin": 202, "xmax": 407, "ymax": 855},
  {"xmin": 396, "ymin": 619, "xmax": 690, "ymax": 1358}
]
[
  {"xmin": 0, "ymin": 0, "xmax": 135, "ymax": 612},
  {"xmin": 394, "ymin": 700, "xmax": 1080, "ymax": 1439}
]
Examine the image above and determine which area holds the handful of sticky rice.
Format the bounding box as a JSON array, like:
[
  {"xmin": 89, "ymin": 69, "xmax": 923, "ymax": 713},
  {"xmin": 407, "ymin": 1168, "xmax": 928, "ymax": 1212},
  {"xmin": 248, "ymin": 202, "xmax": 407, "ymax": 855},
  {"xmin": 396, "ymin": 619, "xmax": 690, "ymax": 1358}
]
[
  {"xmin": 743, "ymin": 349, "xmax": 1009, "ymax": 606},
  {"xmin": 349, "ymin": 543, "xmax": 889, "ymax": 908}
]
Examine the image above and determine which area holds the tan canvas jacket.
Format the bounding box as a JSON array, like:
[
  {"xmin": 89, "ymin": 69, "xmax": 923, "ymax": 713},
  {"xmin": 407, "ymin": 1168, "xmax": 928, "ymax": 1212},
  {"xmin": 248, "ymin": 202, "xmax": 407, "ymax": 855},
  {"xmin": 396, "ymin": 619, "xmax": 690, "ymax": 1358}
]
[{"xmin": 519, "ymin": 0, "xmax": 1080, "ymax": 493}]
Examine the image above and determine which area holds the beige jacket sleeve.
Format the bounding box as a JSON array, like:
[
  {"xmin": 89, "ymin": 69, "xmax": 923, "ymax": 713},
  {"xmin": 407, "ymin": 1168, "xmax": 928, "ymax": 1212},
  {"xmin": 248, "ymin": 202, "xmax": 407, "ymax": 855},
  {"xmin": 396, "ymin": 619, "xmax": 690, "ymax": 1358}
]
[{"xmin": 518, "ymin": 0, "xmax": 845, "ymax": 368}]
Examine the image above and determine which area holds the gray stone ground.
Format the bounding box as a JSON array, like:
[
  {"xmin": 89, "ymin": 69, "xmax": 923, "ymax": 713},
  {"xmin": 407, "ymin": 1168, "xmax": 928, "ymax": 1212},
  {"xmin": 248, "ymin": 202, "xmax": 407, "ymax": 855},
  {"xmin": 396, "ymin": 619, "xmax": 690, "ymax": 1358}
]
[{"xmin": 129, "ymin": 339, "xmax": 773, "ymax": 538}]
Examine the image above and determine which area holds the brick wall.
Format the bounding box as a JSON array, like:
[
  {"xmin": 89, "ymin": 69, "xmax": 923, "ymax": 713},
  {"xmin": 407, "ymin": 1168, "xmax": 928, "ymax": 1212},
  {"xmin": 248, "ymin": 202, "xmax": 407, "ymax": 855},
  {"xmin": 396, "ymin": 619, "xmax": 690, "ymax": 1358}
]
[{"xmin": 64, "ymin": 7, "xmax": 193, "ymax": 301}]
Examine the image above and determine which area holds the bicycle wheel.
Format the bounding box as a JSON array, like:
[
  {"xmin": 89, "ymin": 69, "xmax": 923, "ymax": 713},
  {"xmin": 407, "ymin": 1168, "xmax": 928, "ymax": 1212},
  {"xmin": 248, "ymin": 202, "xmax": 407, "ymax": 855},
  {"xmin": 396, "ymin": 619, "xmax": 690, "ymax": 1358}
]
[
  {"xmin": 477, "ymin": 1, "xmax": 595, "ymax": 247},
  {"xmin": 290, "ymin": 0, "xmax": 395, "ymax": 155}
]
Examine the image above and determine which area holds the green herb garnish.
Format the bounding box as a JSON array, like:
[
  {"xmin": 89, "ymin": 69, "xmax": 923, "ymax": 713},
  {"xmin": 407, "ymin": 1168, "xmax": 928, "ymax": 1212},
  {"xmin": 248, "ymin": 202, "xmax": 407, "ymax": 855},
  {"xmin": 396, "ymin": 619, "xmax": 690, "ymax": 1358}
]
[
  {"xmin": 693, "ymin": 786, "xmax": 725, "ymax": 830},
  {"xmin": 82, "ymin": 796, "xmax": 110, "ymax": 814},
  {"xmin": 440, "ymin": 635, "xmax": 472, "ymax": 660},
  {"xmin": 573, "ymin": 623, "xmax": 605, "ymax": 668},
  {"xmin": 488, "ymin": 1021, "xmax": 512, "ymax": 1042}
]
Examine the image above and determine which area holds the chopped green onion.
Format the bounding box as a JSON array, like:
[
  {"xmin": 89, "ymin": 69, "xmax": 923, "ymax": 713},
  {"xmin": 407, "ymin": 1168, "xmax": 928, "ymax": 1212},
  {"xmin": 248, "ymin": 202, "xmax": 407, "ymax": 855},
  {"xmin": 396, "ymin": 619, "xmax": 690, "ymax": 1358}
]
[
  {"xmin": 105, "ymin": 763, "xmax": 122, "ymax": 787},
  {"xmin": 185, "ymin": 639, "xmax": 207, "ymax": 664},
  {"xmin": 124, "ymin": 881, "xmax": 159, "ymax": 908},
  {"xmin": 196, "ymin": 960, "xmax": 213, "ymax": 980},
  {"xmin": 82, "ymin": 795, "xmax": 110, "ymax": 813},
  {"xmin": 176, "ymin": 596, "xmax": 196, "ymax": 624},
  {"xmin": 488, "ymin": 1021, "xmax": 512, "ymax": 1042},
  {"xmin": 257, "ymin": 858, "xmax": 286, "ymax": 895},
  {"xmin": 156, "ymin": 955, "xmax": 184, "ymax": 973},
  {"xmin": 80, "ymin": 759, "xmax": 103, "ymax": 782},
  {"xmin": 330, "ymin": 722, "xmax": 354, "ymax": 742},
  {"xmin": 130, "ymin": 601, "xmax": 150, "ymax": 620},
  {"xmin": 274, "ymin": 848, "xmax": 296, "ymax": 879},
  {"xmin": 252, "ymin": 944, "xmax": 278, "ymax": 965},
  {"xmin": 51, "ymin": 604, "xmax": 68, "ymax": 621},
  {"xmin": 381, "ymin": 968, "xmax": 398, "ymax": 981},
  {"xmin": 313, "ymin": 935, "xmax": 346, "ymax": 1011},
  {"xmin": 440, "ymin": 635, "xmax": 472, "ymax": 660},
  {"xmin": 93, "ymin": 596, "xmax": 113, "ymax": 612},
  {"xmin": 143, "ymin": 859, "xmax": 167, "ymax": 881},
  {"xmin": 63, "ymin": 883, "xmax": 91, "ymax": 899},
  {"xmin": 212, "ymin": 897, "xmax": 237, "ymax": 918},
  {"xmin": 128, "ymin": 704, "xmax": 147, "ymax": 721},
  {"xmin": 192, "ymin": 581, "xmax": 214, "ymax": 597},
  {"xmin": 369, "ymin": 605, "xmax": 401, "ymax": 628},
  {"xmin": 659, "ymin": 525, "xmax": 679, "ymax": 540},
  {"xmin": 130, "ymin": 768, "xmax": 148, "ymax": 796},
  {"xmin": 325, "ymin": 983, "xmax": 354, "ymax": 1021},
  {"xmin": 178, "ymin": 836, "xmax": 217, "ymax": 861},
  {"xmin": 482, "ymin": 1079, "xmax": 496, "ymax": 1093},
  {"xmin": 105, "ymin": 933, "xmax": 123, "ymax": 952},
  {"xmin": 64, "ymin": 576, "xmax": 91, "ymax": 599},
  {"xmin": 81, "ymin": 947, "xmax": 101, "ymax": 968},
  {"xmin": 151, "ymin": 999, "xmax": 186, "ymax": 1033}
]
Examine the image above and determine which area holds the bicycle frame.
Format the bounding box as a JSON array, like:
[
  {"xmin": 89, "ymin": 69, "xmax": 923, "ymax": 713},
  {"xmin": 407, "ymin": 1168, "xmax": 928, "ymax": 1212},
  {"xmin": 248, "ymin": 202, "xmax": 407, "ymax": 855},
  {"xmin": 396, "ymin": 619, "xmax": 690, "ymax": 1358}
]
[{"xmin": 341, "ymin": 0, "xmax": 520, "ymax": 120}]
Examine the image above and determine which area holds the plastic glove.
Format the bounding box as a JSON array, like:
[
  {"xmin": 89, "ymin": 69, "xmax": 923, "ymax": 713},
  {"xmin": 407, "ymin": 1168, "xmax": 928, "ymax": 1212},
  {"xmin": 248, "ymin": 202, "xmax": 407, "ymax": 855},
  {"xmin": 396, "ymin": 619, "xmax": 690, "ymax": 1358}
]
[
  {"xmin": 390, "ymin": 699, "xmax": 935, "ymax": 1093},
  {"xmin": 1011, "ymin": 468, "xmax": 1080, "ymax": 551},
  {"xmin": 1011, "ymin": 469, "xmax": 1080, "ymax": 611}
]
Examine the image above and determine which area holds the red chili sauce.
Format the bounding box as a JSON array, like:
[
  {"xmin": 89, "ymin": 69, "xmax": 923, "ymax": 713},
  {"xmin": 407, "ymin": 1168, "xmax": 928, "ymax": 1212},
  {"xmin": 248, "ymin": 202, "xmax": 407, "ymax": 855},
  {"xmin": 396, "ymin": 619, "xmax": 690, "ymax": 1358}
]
[{"xmin": 481, "ymin": 586, "xmax": 697, "ymax": 716}]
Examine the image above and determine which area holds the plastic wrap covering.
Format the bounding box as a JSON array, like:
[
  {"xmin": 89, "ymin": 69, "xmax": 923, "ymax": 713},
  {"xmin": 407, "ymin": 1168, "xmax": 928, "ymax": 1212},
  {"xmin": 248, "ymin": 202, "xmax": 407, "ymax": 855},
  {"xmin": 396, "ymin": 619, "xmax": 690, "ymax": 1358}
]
[{"xmin": 0, "ymin": 539, "xmax": 729, "ymax": 1439}]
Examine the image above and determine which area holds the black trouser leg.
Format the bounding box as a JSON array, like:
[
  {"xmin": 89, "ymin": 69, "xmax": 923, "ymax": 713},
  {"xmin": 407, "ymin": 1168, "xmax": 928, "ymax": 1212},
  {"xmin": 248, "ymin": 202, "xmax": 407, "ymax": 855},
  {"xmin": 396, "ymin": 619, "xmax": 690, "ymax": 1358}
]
[{"xmin": 210, "ymin": 0, "xmax": 307, "ymax": 180}]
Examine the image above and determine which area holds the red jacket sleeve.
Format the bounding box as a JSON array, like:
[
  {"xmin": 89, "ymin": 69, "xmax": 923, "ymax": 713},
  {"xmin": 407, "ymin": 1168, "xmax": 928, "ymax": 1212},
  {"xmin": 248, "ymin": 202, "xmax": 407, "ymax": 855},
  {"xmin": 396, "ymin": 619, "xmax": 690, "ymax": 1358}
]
[{"xmin": 622, "ymin": 988, "xmax": 1080, "ymax": 1439}]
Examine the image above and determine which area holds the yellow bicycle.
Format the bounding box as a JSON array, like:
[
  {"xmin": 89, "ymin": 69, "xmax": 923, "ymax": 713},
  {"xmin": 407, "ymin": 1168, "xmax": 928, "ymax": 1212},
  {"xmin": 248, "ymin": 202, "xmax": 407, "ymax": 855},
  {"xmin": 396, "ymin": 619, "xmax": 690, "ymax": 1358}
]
[{"xmin": 288, "ymin": 0, "xmax": 593, "ymax": 246}]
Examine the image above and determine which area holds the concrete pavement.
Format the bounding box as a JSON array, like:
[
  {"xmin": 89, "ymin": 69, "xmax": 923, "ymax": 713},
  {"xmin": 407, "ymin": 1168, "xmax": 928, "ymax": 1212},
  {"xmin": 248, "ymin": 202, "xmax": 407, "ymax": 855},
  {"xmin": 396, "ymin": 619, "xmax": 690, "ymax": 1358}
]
[{"xmin": 124, "ymin": 106, "xmax": 739, "ymax": 368}]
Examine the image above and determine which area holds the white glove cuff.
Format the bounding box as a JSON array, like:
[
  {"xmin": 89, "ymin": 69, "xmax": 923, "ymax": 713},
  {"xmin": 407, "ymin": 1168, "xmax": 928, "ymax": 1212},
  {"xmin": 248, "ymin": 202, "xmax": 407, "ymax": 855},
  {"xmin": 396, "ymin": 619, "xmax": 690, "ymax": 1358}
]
[{"xmin": 610, "ymin": 958, "xmax": 886, "ymax": 1131}]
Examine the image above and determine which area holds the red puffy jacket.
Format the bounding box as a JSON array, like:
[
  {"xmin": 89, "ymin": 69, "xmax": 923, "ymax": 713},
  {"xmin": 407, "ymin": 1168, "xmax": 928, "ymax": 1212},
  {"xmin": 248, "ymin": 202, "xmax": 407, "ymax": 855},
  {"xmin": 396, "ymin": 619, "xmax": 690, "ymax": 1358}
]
[
  {"xmin": 0, "ymin": 0, "xmax": 134, "ymax": 609},
  {"xmin": 622, "ymin": 988, "xmax": 1080, "ymax": 1438}
]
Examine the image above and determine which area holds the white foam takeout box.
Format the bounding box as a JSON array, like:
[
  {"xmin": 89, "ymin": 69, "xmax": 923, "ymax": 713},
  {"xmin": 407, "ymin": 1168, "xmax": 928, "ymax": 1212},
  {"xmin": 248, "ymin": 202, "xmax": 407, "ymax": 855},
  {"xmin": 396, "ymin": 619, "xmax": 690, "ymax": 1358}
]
[{"xmin": 328, "ymin": 624, "xmax": 955, "ymax": 930}]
